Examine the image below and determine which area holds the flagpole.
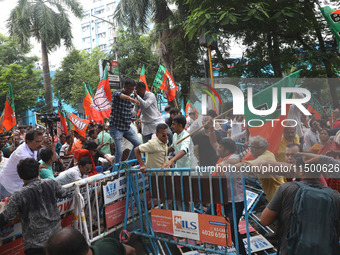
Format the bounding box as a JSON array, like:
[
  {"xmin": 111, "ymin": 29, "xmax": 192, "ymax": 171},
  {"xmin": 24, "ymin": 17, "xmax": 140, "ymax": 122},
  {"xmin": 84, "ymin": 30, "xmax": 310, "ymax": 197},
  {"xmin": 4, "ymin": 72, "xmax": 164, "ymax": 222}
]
[{"xmin": 176, "ymin": 108, "xmax": 233, "ymax": 144}]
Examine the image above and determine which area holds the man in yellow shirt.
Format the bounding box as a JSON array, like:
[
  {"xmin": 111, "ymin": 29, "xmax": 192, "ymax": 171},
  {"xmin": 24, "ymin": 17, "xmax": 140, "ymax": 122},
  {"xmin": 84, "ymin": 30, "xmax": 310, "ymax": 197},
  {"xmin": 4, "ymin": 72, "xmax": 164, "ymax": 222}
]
[
  {"xmin": 246, "ymin": 136, "xmax": 286, "ymax": 201},
  {"xmin": 135, "ymin": 123, "xmax": 169, "ymax": 173},
  {"xmin": 275, "ymin": 126, "xmax": 300, "ymax": 162}
]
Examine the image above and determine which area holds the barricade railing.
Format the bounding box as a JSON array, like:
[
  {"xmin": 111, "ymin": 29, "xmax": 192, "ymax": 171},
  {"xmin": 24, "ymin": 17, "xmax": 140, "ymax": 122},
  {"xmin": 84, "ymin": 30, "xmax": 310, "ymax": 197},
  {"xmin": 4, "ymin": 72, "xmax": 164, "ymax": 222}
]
[
  {"xmin": 0, "ymin": 159, "xmax": 143, "ymax": 254},
  {"xmin": 122, "ymin": 167, "xmax": 254, "ymax": 255}
]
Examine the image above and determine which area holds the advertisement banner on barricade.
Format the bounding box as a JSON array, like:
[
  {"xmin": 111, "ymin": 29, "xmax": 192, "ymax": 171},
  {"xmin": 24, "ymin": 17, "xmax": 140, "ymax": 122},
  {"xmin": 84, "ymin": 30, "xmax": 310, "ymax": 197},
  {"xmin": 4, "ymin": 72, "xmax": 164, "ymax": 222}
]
[
  {"xmin": 102, "ymin": 173, "xmax": 149, "ymax": 205},
  {"xmin": 151, "ymin": 209, "xmax": 231, "ymax": 246},
  {"xmin": 56, "ymin": 186, "xmax": 88, "ymax": 215},
  {"xmin": 105, "ymin": 191, "xmax": 153, "ymax": 229},
  {"xmin": 0, "ymin": 237, "xmax": 24, "ymax": 255}
]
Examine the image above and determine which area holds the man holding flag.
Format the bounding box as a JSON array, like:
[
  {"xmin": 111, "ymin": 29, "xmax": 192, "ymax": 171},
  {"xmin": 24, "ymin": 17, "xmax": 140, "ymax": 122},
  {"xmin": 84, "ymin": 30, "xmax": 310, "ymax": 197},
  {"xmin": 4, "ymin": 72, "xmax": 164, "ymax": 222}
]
[{"xmin": 109, "ymin": 78, "xmax": 141, "ymax": 163}]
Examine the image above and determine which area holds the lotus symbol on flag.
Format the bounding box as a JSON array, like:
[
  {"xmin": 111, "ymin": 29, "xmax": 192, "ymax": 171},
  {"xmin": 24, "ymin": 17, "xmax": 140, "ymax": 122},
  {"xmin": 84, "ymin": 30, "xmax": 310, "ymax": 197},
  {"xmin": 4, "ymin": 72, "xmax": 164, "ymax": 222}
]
[
  {"xmin": 91, "ymin": 86, "xmax": 111, "ymax": 112},
  {"xmin": 167, "ymin": 74, "xmax": 176, "ymax": 90}
]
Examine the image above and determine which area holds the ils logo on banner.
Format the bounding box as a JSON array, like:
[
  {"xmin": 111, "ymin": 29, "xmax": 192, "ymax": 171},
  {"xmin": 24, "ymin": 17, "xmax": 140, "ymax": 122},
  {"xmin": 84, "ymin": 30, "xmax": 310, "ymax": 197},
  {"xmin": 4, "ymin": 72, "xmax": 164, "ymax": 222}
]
[
  {"xmin": 174, "ymin": 216, "xmax": 182, "ymax": 229},
  {"xmin": 106, "ymin": 182, "xmax": 117, "ymax": 198},
  {"xmin": 173, "ymin": 211, "xmax": 199, "ymax": 241}
]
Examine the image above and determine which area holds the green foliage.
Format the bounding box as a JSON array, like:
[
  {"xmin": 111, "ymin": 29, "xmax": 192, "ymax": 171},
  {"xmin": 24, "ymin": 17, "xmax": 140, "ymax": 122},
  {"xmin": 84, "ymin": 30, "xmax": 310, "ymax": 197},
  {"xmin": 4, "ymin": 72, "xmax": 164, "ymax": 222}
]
[
  {"xmin": 7, "ymin": 0, "xmax": 84, "ymax": 51},
  {"xmin": 53, "ymin": 48, "xmax": 108, "ymax": 107},
  {"xmin": 0, "ymin": 34, "xmax": 44, "ymax": 120},
  {"xmin": 114, "ymin": 29, "xmax": 158, "ymax": 85},
  {"xmin": 182, "ymin": 0, "xmax": 340, "ymax": 105}
]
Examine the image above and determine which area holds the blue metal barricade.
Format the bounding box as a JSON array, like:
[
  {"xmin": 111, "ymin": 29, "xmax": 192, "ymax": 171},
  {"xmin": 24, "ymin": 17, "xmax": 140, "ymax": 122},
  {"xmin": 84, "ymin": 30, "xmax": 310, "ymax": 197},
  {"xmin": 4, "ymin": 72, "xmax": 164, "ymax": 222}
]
[{"xmin": 123, "ymin": 167, "xmax": 253, "ymax": 255}]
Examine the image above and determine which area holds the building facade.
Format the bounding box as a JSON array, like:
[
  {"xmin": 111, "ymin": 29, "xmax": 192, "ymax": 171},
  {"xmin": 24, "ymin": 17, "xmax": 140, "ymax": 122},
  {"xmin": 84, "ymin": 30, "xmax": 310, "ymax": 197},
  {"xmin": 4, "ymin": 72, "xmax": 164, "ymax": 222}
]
[{"xmin": 81, "ymin": 0, "xmax": 117, "ymax": 52}]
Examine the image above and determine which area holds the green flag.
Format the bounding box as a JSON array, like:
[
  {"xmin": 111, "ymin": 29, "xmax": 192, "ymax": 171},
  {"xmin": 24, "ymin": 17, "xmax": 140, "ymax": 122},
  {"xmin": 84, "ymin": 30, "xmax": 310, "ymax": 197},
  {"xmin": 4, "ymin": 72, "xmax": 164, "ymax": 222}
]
[
  {"xmin": 244, "ymin": 70, "xmax": 301, "ymax": 154},
  {"xmin": 320, "ymin": 6, "xmax": 340, "ymax": 52},
  {"xmin": 87, "ymin": 82, "xmax": 94, "ymax": 98}
]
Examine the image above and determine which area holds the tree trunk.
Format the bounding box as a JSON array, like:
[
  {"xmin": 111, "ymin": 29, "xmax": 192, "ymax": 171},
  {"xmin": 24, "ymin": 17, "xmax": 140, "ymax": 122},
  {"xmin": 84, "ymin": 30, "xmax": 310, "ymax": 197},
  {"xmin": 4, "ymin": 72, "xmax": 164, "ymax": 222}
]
[
  {"xmin": 41, "ymin": 40, "xmax": 53, "ymax": 114},
  {"xmin": 267, "ymin": 31, "xmax": 282, "ymax": 77}
]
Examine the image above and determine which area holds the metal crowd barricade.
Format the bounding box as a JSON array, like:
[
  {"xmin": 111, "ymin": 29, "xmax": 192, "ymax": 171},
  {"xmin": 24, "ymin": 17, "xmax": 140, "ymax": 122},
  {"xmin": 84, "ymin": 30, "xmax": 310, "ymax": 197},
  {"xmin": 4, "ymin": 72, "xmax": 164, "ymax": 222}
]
[
  {"xmin": 62, "ymin": 159, "xmax": 142, "ymax": 244},
  {"xmin": 122, "ymin": 167, "xmax": 253, "ymax": 255}
]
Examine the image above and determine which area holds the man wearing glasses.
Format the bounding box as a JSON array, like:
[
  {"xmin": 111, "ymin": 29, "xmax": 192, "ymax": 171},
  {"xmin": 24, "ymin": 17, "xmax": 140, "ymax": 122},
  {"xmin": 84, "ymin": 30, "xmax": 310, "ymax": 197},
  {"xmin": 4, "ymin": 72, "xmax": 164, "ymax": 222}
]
[
  {"xmin": 135, "ymin": 123, "xmax": 169, "ymax": 173},
  {"xmin": 0, "ymin": 130, "xmax": 43, "ymax": 199}
]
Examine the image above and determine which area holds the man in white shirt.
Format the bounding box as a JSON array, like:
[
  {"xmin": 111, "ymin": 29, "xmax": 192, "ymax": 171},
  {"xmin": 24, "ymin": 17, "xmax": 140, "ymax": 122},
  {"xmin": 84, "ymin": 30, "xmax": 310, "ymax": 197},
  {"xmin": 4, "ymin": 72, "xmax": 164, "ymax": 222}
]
[
  {"xmin": 0, "ymin": 130, "xmax": 43, "ymax": 199},
  {"xmin": 56, "ymin": 157, "xmax": 93, "ymax": 185},
  {"xmin": 134, "ymin": 82, "xmax": 165, "ymax": 143},
  {"xmin": 162, "ymin": 115, "xmax": 196, "ymax": 169}
]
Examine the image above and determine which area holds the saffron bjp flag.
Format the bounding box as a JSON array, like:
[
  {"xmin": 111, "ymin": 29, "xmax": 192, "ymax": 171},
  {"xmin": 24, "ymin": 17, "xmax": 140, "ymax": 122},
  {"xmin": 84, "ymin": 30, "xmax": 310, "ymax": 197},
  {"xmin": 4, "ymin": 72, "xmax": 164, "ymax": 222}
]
[
  {"xmin": 320, "ymin": 6, "xmax": 340, "ymax": 52},
  {"xmin": 307, "ymin": 95, "xmax": 323, "ymax": 120},
  {"xmin": 185, "ymin": 100, "xmax": 198, "ymax": 119},
  {"xmin": 69, "ymin": 113, "xmax": 90, "ymax": 137},
  {"xmin": 89, "ymin": 66, "xmax": 112, "ymax": 122},
  {"xmin": 2, "ymin": 83, "xmax": 16, "ymax": 131},
  {"xmin": 83, "ymin": 82, "xmax": 93, "ymax": 116},
  {"xmin": 140, "ymin": 65, "xmax": 149, "ymax": 91},
  {"xmin": 87, "ymin": 82, "xmax": 94, "ymax": 98},
  {"xmin": 153, "ymin": 65, "xmax": 177, "ymax": 101},
  {"xmin": 244, "ymin": 70, "xmax": 301, "ymax": 154},
  {"xmin": 57, "ymin": 92, "xmax": 69, "ymax": 135}
]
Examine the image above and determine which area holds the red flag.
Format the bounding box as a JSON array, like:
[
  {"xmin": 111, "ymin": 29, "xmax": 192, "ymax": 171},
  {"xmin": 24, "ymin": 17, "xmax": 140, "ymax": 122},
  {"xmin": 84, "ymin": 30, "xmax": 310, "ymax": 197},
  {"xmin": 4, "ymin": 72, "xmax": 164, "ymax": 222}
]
[
  {"xmin": 185, "ymin": 100, "xmax": 198, "ymax": 120},
  {"xmin": 83, "ymin": 82, "xmax": 93, "ymax": 116},
  {"xmin": 139, "ymin": 65, "xmax": 149, "ymax": 91},
  {"xmin": 69, "ymin": 114, "xmax": 90, "ymax": 137},
  {"xmin": 3, "ymin": 83, "xmax": 16, "ymax": 131},
  {"xmin": 89, "ymin": 67, "xmax": 112, "ymax": 122}
]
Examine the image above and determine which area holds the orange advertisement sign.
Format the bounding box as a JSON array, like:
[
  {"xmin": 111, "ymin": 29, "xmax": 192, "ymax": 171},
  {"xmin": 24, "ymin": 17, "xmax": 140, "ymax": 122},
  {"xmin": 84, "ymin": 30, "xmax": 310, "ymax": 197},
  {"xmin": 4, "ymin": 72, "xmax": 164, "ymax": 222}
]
[
  {"xmin": 151, "ymin": 208, "xmax": 173, "ymax": 235},
  {"xmin": 198, "ymin": 214, "xmax": 231, "ymax": 246},
  {"xmin": 151, "ymin": 209, "xmax": 231, "ymax": 246}
]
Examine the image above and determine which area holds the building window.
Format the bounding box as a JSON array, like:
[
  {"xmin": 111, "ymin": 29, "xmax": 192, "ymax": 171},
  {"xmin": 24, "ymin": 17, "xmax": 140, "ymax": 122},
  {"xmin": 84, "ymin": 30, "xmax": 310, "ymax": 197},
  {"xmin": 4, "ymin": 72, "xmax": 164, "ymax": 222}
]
[
  {"xmin": 99, "ymin": 44, "xmax": 107, "ymax": 50},
  {"xmin": 82, "ymin": 25, "xmax": 90, "ymax": 32},
  {"xmin": 98, "ymin": 32, "xmax": 106, "ymax": 38}
]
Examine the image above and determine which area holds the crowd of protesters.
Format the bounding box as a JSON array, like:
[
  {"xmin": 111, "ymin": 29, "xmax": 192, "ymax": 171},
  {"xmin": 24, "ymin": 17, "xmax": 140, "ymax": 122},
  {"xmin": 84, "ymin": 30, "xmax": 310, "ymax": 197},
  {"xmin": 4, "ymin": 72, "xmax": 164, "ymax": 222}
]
[{"xmin": 0, "ymin": 78, "xmax": 340, "ymax": 254}]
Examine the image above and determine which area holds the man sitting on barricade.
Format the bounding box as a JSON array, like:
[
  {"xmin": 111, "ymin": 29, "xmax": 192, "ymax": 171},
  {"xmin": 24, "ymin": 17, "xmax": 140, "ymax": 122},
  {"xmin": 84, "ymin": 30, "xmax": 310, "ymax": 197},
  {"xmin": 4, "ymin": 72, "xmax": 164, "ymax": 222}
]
[
  {"xmin": 46, "ymin": 227, "xmax": 136, "ymax": 255},
  {"xmin": 134, "ymin": 123, "xmax": 169, "ymax": 173},
  {"xmin": 56, "ymin": 157, "xmax": 93, "ymax": 185},
  {"xmin": 0, "ymin": 158, "xmax": 67, "ymax": 255}
]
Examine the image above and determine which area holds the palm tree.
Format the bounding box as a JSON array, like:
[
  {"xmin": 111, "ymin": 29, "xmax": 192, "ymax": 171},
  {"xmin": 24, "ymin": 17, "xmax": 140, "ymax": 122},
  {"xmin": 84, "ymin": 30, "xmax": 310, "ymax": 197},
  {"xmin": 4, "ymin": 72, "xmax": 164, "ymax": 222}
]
[
  {"xmin": 114, "ymin": 0, "xmax": 174, "ymax": 73},
  {"xmin": 7, "ymin": 0, "xmax": 83, "ymax": 113}
]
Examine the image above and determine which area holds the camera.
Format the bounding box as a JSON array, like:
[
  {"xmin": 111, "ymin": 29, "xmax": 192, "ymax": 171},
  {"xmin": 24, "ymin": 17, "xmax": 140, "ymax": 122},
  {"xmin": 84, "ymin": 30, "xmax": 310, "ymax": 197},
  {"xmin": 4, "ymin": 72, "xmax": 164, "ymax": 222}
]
[{"xmin": 36, "ymin": 113, "xmax": 60, "ymax": 138}]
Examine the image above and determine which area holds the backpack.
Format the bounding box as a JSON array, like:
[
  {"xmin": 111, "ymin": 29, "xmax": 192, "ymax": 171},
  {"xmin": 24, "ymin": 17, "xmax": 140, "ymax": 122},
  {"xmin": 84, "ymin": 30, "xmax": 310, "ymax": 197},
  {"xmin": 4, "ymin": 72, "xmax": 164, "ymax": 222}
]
[{"xmin": 287, "ymin": 181, "xmax": 340, "ymax": 255}]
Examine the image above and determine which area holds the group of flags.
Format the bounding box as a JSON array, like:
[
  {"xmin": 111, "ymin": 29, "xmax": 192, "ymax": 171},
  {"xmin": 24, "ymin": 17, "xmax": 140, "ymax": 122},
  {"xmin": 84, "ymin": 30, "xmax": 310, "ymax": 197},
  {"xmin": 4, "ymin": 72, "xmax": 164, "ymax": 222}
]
[{"xmin": 56, "ymin": 64, "xmax": 178, "ymax": 136}]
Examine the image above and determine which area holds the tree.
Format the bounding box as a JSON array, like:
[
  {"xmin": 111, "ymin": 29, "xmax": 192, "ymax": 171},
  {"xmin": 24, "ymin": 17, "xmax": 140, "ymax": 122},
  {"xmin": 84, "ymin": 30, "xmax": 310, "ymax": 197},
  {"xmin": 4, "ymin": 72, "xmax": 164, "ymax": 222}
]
[
  {"xmin": 53, "ymin": 48, "xmax": 108, "ymax": 107},
  {"xmin": 183, "ymin": 0, "xmax": 340, "ymax": 106},
  {"xmin": 0, "ymin": 34, "xmax": 44, "ymax": 121},
  {"xmin": 115, "ymin": 0, "xmax": 175, "ymax": 75},
  {"xmin": 7, "ymin": 0, "xmax": 84, "ymax": 113},
  {"xmin": 113, "ymin": 29, "xmax": 158, "ymax": 84}
]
